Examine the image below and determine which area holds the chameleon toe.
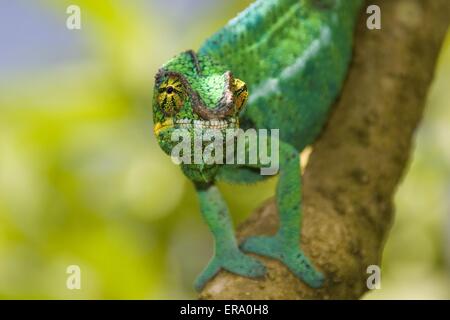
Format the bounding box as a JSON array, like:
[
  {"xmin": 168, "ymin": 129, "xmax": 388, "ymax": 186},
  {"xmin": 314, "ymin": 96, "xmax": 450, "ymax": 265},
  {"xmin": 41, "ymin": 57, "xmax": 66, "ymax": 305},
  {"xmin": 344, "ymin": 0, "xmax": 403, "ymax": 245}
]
[
  {"xmin": 222, "ymin": 250, "xmax": 267, "ymax": 278},
  {"xmin": 194, "ymin": 248, "xmax": 266, "ymax": 291},
  {"xmin": 194, "ymin": 258, "xmax": 222, "ymax": 291},
  {"xmin": 241, "ymin": 235, "xmax": 324, "ymax": 288}
]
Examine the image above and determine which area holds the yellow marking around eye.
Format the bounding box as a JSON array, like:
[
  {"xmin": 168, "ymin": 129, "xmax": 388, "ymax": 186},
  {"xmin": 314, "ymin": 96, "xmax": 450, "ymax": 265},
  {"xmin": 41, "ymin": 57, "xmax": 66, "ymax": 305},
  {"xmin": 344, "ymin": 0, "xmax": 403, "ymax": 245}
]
[
  {"xmin": 153, "ymin": 118, "xmax": 174, "ymax": 135},
  {"xmin": 167, "ymin": 77, "xmax": 181, "ymax": 87},
  {"xmin": 232, "ymin": 78, "xmax": 248, "ymax": 110},
  {"xmin": 158, "ymin": 76, "xmax": 185, "ymax": 115}
]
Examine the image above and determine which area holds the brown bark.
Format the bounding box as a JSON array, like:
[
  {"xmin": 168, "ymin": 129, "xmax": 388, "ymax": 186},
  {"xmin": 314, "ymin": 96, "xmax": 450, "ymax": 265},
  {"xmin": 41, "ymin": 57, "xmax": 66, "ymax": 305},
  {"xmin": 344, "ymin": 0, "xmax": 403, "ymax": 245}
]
[{"xmin": 199, "ymin": 0, "xmax": 450, "ymax": 300}]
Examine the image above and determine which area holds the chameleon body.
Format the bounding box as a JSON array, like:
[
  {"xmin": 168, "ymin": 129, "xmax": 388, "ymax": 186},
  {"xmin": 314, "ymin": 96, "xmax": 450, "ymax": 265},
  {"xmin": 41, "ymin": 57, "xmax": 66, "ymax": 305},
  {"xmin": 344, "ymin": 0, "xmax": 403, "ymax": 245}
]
[{"xmin": 152, "ymin": 0, "xmax": 363, "ymax": 290}]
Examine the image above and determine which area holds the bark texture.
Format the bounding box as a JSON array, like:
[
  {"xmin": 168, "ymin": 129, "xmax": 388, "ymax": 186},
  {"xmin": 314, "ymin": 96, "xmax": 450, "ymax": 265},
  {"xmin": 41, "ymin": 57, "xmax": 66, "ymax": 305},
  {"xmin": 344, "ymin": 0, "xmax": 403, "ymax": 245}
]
[{"xmin": 200, "ymin": 0, "xmax": 450, "ymax": 300}]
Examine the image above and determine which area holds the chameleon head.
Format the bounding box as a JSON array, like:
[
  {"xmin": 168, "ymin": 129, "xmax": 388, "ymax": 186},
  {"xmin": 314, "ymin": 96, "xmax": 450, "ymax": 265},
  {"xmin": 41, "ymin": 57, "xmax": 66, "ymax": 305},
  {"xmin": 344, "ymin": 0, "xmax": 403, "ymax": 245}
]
[{"xmin": 152, "ymin": 50, "xmax": 248, "ymax": 156}]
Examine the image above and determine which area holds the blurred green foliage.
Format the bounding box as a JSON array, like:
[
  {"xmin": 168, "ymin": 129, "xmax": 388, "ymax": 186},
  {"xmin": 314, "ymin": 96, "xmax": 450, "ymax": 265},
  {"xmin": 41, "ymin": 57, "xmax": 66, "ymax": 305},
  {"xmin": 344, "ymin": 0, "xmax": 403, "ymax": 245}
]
[{"xmin": 0, "ymin": 1, "xmax": 448, "ymax": 299}]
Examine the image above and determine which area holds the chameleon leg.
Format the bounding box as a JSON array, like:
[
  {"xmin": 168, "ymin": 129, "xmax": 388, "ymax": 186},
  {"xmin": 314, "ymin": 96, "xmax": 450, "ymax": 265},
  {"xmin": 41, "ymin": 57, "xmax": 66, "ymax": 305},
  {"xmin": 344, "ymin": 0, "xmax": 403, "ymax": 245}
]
[
  {"xmin": 240, "ymin": 142, "xmax": 324, "ymax": 288},
  {"xmin": 194, "ymin": 183, "xmax": 266, "ymax": 291}
]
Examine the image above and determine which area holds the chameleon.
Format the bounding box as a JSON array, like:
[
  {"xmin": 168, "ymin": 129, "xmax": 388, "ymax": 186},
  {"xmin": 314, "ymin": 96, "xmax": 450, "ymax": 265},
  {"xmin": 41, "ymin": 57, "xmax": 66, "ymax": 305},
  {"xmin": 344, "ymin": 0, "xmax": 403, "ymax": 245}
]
[{"xmin": 152, "ymin": 0, "xmax": 363, "ymax": 291}]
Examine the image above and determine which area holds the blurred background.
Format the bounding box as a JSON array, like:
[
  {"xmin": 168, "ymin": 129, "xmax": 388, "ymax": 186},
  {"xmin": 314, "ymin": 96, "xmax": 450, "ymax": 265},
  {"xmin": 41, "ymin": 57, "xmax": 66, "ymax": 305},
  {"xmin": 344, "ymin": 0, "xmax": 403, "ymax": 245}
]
[{"xmin": 0, "ymin": 0, "xmax": 448, "ymax": 299}]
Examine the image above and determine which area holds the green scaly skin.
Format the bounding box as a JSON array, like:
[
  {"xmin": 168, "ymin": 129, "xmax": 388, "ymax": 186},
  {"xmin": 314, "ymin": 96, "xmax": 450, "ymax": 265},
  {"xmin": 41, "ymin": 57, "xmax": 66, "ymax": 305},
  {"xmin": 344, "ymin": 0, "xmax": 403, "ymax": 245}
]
[{"xmin": 152, "ymin": 0, "xmax": 363, "ymax": 291}]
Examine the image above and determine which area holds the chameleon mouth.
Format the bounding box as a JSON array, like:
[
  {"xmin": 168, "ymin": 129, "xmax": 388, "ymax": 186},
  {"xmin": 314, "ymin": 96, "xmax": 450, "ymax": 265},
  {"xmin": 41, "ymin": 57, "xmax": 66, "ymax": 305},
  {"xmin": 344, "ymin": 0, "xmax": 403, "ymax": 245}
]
[{"xmin": 154, "ymin": 118, "xmax": 238, "ymax": 135}]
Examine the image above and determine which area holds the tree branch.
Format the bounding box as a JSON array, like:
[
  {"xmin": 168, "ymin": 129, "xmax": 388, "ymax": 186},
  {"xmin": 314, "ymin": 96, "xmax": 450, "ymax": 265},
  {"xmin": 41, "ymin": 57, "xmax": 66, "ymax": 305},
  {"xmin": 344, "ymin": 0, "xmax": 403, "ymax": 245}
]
[{"xmin": 199, "ymin": 0, "xmax": 450, "ymax": 299}]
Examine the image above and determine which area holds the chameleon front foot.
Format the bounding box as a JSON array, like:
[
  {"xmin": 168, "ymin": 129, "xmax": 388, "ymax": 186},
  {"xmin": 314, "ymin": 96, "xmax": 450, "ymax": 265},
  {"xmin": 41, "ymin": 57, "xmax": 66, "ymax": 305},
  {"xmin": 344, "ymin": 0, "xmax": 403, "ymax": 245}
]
[
  {"xmin": 194, "ymin": 248, "xmax": 266, "ymax": 291},
  {"xmin": 240, "ymin": 235, "xmax": 324, "ymax": 288}
]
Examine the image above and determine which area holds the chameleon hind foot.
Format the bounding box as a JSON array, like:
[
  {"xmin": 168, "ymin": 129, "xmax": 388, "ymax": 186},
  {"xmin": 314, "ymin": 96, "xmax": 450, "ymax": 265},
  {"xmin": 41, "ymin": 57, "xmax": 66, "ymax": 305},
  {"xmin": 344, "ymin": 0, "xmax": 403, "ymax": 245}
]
[
  {"xmin": 240, "ymin": 235, "xmax": 324, "ymax": 288},
  {"xmin": 194, "ymin": 248, "xmax": 266, "ymax": 291}
]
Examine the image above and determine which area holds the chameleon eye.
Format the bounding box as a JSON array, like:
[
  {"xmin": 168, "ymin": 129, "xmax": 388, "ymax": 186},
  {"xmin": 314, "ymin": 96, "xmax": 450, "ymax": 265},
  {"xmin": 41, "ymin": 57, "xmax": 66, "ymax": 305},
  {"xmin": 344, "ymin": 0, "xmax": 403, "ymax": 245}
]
[
  {"xmin": 166, "ymin": 86, "xmax": 174, "ymax": 94},
  {"xmin": 232, "ymin": 78, "xmax": 248, "ymax": 110},
  {"xmin": 157, "ymin": 76, "xmax": 185, "ymax": 116}
]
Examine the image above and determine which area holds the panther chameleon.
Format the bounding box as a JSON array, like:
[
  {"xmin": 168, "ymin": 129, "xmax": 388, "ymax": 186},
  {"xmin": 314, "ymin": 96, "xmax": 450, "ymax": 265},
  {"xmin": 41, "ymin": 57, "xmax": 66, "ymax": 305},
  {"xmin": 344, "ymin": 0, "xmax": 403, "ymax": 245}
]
[{"xmin": 152, "ymin": 0, "xmax": 363, "ymax": 290}]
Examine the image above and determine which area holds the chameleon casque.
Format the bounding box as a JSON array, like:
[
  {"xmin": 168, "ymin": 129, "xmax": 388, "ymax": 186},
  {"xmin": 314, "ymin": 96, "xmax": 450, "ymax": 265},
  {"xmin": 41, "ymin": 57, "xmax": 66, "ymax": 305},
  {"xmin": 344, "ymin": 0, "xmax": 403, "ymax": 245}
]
[{"xmin": 152, "ymin": 0, "xmax": 363, "ymax": 290}]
